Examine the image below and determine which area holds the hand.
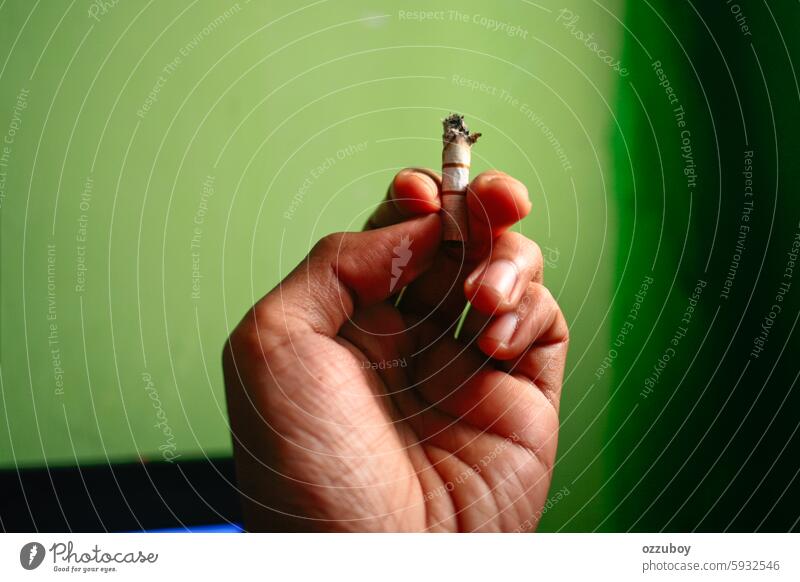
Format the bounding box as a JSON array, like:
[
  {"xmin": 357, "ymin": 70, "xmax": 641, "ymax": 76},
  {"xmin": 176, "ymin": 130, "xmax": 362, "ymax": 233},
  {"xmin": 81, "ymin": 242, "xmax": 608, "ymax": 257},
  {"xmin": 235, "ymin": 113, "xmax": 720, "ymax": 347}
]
[{"xmin": 223, "ymin": 169, "xmax": 569, "ymax": 531}]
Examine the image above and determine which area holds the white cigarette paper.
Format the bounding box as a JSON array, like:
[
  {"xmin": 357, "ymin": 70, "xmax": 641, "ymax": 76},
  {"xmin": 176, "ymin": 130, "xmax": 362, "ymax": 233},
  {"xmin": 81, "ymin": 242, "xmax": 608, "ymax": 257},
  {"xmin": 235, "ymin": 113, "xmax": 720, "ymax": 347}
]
[{"xmin": 441, "ymin": 114, "xmax": 480, "ymax": 244}]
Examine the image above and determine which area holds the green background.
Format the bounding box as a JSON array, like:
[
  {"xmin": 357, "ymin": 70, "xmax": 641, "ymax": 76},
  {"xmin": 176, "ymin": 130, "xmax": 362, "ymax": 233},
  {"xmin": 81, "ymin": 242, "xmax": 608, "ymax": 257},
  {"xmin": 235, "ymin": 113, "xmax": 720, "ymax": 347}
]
[{"xmin": 1, "ymin": 0, "xmax": 798, "ymax": 531}]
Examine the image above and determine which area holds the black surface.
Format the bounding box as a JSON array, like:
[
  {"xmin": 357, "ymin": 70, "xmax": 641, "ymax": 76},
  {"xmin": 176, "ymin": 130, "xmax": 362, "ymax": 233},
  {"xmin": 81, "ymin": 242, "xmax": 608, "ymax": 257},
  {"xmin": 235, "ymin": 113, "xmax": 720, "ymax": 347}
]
[{"xmin": 0, "ymin": 458, "xmax": 241, "ymax": 532}]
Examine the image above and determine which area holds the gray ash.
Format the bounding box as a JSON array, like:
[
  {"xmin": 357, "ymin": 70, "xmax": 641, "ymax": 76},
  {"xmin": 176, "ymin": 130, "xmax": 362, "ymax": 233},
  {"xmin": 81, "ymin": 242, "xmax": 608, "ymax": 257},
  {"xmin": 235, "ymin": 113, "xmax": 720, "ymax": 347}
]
[{"xmin": 443, "ymin": 113, "xmax": 481, "ymax": 145}]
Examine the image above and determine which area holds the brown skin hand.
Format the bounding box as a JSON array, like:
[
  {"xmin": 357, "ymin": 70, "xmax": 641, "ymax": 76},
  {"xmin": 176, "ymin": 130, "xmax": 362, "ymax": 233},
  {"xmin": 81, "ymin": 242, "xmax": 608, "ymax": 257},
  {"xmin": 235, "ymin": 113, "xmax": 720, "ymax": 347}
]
[{"xmin": 223, "ymin": 170, "xmax": 569, "ymax": 532}]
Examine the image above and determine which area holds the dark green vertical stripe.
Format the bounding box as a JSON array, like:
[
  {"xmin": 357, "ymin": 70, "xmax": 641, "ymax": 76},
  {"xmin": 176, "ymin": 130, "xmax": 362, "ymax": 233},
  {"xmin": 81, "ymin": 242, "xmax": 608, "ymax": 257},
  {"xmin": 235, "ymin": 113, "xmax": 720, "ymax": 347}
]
[{"xmin": 609, "ymin": 0, "xmax": 800, "ymax": 531}]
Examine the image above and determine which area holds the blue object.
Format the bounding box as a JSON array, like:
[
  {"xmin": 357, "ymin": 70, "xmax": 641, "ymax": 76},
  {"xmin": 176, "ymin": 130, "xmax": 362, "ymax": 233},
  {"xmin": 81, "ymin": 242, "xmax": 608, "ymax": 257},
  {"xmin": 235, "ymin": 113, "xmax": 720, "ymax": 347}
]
[{"xmin": 145, "ymin": 523, "xmax": 243, "ymax": 533}]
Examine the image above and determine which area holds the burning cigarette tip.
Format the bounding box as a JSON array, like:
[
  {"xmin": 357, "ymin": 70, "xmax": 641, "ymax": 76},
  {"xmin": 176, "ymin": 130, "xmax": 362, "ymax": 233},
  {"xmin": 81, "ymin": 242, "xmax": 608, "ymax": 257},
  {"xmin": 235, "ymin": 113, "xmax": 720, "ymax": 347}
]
[{"xmin": 443, "ymin": 113, "xmax": 481, "ymax": 145}]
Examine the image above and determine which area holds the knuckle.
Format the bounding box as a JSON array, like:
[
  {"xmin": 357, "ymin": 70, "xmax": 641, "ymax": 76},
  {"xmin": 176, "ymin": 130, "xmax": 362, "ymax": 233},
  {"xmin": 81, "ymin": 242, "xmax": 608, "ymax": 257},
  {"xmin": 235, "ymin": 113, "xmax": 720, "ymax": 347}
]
[
  {"xmin": 501, "ymin": 232, "xmax": 543, "ymax": 268},
  {"xmin": 312, "ymin": 232, "xmax": 346, "ymax": 258},
  {"xmin": 531, "ymin": 282, "xmax": 555, "ymax": 307},
  {"xmin": 529, "ymin": 283, "xmax": 569, "ymax": 342},
  {"xmin": 225, "ymin": 301, "xmax": 294, "ymax": 369},
  {"xmin": 529, "ymin": 239, "xmax": 543, "ymax": 266},
  {"xmin": 518, "ymin": 237, "xmax": 544, "ymax": 273},
  {"xmin": 557, "ymin": 308, "xmax": 570, "ymax": 343},
  {"xmin": 223, "ymin": 309, "xmax": 263, "ymax": 375},
  {"xmin": 502, "ymin": 230, "xmax": 533, "ymax": 250}
]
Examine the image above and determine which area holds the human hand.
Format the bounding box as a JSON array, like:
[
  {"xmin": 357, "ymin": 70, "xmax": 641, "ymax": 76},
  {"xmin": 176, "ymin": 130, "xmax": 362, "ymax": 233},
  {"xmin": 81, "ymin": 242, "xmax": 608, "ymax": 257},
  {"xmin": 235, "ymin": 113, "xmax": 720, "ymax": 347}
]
[{"xmin": 223, "ymin": 169, "xmax": 568, "ymax": 531}]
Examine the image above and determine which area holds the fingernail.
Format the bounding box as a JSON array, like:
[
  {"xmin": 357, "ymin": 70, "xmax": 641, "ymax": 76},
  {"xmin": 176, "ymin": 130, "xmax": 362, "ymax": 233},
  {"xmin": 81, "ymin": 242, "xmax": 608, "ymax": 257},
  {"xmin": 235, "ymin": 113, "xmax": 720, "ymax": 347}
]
[
  {"xmin": 476, "ymin": 259, "xmax": 518, "ymax": 301},
  {"xmin": 485, "ymin": 312, "xmax": 518, "ymax": 347}
]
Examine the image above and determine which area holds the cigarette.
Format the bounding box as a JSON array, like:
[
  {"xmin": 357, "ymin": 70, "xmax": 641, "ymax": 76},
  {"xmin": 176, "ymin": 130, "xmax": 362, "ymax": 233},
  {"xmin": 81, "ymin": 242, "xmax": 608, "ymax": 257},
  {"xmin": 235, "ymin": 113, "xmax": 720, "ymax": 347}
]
[{"xmin": 441, "ymin": 113, "xmax": 480, "ymax": 245}]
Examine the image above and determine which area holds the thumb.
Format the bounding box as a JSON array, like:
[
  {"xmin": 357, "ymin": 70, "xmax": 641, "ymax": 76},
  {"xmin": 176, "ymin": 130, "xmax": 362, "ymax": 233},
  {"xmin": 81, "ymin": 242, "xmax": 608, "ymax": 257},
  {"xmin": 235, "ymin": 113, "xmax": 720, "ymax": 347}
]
[{"xmin": 253, "ymin": 213, "xmax": 441, "ymax": 339}]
